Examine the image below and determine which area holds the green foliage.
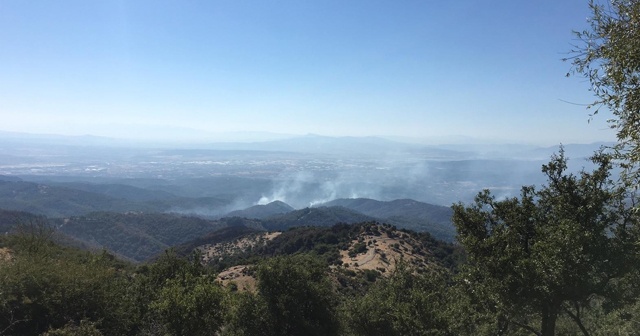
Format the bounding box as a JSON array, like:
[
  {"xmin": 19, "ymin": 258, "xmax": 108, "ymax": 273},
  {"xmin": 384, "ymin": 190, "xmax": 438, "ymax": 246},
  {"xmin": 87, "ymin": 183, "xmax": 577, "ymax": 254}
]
[
  {"xmin": 568, "ymin": 0, "xmax": 640, "ymax": 188},
  {"xmin": 452, "ymin": 150, "xmax": 639, "ymax": 335},
  {"xmin": 223, "ymin": 254, "xmax": 343, "ymax": 336},
  {"xmin": 0, "ymin": 229, "xmax": 136, "ymax": 335},
  {"xmin": 223, "ymin": 224, "xmax": 361, "ymax": 267},
  {"xmin": 261, "ymin": 206, "xmax": 376, "ymax": 231},
  {"xmin": 148, "ymin": 273, "xmax": 225, "ymax": 336},
  {"xmin": 0, "ymin": 209, "xmax": 46, "ymax": 234},
  {"xmin": 222, "ymin": 292, "xmax": 271, "ymax": 336},
  {"xmin": 55, "ymin": 212, "xmax": 225, "ymax": 262},
  {"xmin": 348, "ymin": 241, "xmax": 367, "ymax": 257},
  {"xmin": 41, "ymin": 320, "xmax": 103, "ymax": 336},
  {"xmin": 5, "ymin": 218, "xmax": 56, "ymax": 257},
  {"xmin": 342, "ymin": 263, "xmax": 451, "ymax": 336},
  {"xmin": 255, "ymin": 254, "xmax": 340, "ymax": 336}
]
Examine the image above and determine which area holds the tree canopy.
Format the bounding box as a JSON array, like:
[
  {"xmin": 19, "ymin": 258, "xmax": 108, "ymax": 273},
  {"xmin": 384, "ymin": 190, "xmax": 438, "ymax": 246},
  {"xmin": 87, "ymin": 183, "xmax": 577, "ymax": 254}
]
[
  {"xmin": 569, "ymin": 0, "xmax": 640, "ymax": 188},
  {"xmin": 453, "ymin": 150, "xmax": 639, "ymax": 335}
]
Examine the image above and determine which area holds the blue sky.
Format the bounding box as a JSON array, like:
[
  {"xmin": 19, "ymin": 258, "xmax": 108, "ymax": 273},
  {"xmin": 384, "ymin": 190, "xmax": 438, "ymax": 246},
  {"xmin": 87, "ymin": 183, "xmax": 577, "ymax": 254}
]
[{"xmin": 0, "ymin": 0, "xmax": 616, "ymax": 144}]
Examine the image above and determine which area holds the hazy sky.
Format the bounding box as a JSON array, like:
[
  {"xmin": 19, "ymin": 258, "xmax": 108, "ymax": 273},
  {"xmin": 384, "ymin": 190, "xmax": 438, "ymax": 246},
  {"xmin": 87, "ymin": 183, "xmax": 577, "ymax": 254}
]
[{"xmin": 0, "ymin": 1, "xmax": 617, "ymax": 144}]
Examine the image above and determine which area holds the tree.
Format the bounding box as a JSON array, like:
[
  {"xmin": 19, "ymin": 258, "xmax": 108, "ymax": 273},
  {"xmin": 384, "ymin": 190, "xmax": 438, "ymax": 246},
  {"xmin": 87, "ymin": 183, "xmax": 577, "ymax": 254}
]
[
  {"xmin": 222, "ymin": 291, "xmax": 272, "ymax": 336},
  {"xmin": 254, "ymin": 254, "xmax": 340, "ymax": 336},
  {"xmin": 133, "ymin": 250, "xmax": 216, "ymax": 335},
  {"xmin": 0, "ymin": 228, "xmax": 136, "ymax": 336},
  {"xmin": 148, "ymin": 273, "xmax": 225, "ymax": 336},
  {"xmin": 568, "ymin": 0, "xmax": 640, "ymax": 188},
  {"xmin": 343, "ymin": 263, "xmax": 451, "ymax": 336},
  {"xmin": 452, "ymin": 151, "xmax": 638, "ymax": 336}
]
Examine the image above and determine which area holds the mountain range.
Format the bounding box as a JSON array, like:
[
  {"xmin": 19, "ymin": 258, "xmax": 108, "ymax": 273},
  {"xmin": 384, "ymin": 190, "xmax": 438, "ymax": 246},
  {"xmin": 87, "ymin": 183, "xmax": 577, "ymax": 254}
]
[{"xmin": 0, "ymin": 130, "xmax": 613, "ymax": 160}]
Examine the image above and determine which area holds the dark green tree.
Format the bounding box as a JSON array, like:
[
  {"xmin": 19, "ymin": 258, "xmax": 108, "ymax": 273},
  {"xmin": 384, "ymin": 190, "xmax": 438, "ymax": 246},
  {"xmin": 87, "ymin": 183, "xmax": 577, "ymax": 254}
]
[
  {"xmin": 568, "ymin": 0, "xmax": 640, "ymax": 188},
  {"xmin": 222, "ymin": 291, "xmax": 272, "ymax": 336},
  {"xmin": 254, "ymin": 254, "xmax": 339, "ymax": 336},
  {"xmin": 132, "ymin": 249, "xmax": 215, "ymax": 335},
  {"xmin": 148, "ymin": 272, "xmax": 225, "ymax": 336},
  {"xmin": 452, "ymin": 151, "xmax": 638, "ymax": 336},
  {"xmin": 0, "ymin": 229, "xmax": 136, "ymax": 336},
  {"xmin": 343, "ymin": 263, "xmax": 451, "ymax": 336}
]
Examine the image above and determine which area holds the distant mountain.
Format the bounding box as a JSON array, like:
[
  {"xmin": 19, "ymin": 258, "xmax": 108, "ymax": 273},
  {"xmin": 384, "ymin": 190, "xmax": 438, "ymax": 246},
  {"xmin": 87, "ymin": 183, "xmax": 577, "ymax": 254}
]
[
  {"xmin": 53, "ymin": 212, "xmax": 227, "ymax": 262},
  {"xmin": 47, "ymin": 181, "xmax": 235, "ymax": 215},
  {"xmin": 109, "ymin": 176, "xmax": 273, "ymax": 200},
  {"xmin": 261, "ymin": 206, "xmax": 376, "ymax": 231},
  {"xmin": 0, "ymin": 208, "xmax": 46, "ymax": 233},
  {"xmin": 0, "ymin": 179, "xmax": 238, "ymax": 218},
  {"xmin": 0, "ymin": 175, "xmax": 22, "ymax": 182},
  {"xmin": 316, "ymin": 198, "xmax": 455, "ymax": 241},
  {"xmin": 223, "ymin": 198, "xmax": 457, "ymax": 241},
  {"xmin": 319, "ymin": 198, "xmax": 451, "ymax": 220},
  {"xmin": 225, "ymin": 201, "xmax": 294, "ymax": 219},
  {"xmin": 0, "ymin": 180, "xmax": 156, "ymax": 217},
  {"xmin": 422, "ymin": 142, "xmax": 615, "ymax": 160},
  {"xmin": 49, "ymin": 182, "xmax": 179, "ymax": 202},
  {"xmin": 186, "ymin": 134, "xmax": 469, "ymax": 159},
  {"xmin": 524, "ymin": 142, "xmax": 615, "ymax": 160}
]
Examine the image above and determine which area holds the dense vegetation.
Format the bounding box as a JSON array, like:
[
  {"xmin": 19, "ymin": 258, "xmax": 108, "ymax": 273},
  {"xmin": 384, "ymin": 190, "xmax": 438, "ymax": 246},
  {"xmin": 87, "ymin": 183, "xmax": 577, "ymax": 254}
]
[
  {"xmin": 52, "ymin": 212, "xmax": 227, "ymax": 262},
  {"xmin": 453, "ymin": 151, "xmax": 640, "ymax": 335},
  {"xmin": 0, "ymin": 221, "xmax": 451, "ymax": 335},
  {"xmin": 1, "ymin": 207, "xmax": 638, "ymax": 336}
]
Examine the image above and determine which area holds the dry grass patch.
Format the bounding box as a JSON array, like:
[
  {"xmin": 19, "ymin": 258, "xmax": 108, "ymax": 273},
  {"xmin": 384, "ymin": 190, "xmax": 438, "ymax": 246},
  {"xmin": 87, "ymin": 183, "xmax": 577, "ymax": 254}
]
[
  {"xmin": 339, "ymin": 227, "xmax": 433, "ymax": 274},
  {"xmin": 0, "ymin": 247, "xmax": 12, "ymax": 262},
  {"xmin": 216, "ymin": 265, "xmax": 257, "ymax": 292},
  {"xmin": 199, "ymin": 232, "xmax": 281, "ymax": 264}
]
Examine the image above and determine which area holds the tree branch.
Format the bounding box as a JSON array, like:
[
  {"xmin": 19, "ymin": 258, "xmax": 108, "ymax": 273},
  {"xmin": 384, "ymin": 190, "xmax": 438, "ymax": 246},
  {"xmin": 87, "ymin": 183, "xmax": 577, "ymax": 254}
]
[
  {"xmin": 510, "ymin": 319, "xmax": 541, "ymax": 336},
  {"xmin": 563, "ymin": 302, "xmax": 591, "ymax": 336}
]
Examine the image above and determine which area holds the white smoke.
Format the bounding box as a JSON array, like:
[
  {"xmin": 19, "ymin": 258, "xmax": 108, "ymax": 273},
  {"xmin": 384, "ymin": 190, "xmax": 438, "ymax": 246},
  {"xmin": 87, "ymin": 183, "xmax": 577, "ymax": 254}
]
[
  {"xmin": 256, "ymin": 170, "xmax": 384, "ymax": 209},
  {"xmin": 256, "ymin": 171, "xmax": 315, "ymax": 206}
]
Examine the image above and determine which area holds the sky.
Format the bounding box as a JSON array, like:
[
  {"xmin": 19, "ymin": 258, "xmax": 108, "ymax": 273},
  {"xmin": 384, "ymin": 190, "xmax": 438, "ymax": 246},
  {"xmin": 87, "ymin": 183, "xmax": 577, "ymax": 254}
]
[{"xmin": 0, "ymin": 0, "xmax": 618, "ymax": 145}]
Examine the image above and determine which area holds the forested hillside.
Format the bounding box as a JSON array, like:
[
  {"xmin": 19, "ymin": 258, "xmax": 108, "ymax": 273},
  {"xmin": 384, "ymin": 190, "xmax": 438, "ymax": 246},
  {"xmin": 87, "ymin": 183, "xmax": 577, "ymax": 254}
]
[
  {"xmin": 318, "ymin": 198, "xmax": 455, "ymax": 241},
  {"xmin": 50, "ymin": 212, "xmax": 226, "ymax": 262},
  {"xmin": 260, "ymin": 206, "xmax": 376, "ymax": 231},
  {"xmin": 0, "ymin": 179, "xmax": 232, "ymax": 217},
  {"xmin": 225, "ymin": 200, "xmax": 294, "ymax": 219}
]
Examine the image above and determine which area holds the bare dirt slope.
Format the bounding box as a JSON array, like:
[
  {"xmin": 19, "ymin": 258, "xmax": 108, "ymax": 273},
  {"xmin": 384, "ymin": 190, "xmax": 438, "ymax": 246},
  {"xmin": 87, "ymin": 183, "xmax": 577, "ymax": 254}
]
[{"xmin": 339, "ymin": 227, "xmax": 434, "ymax": 273}]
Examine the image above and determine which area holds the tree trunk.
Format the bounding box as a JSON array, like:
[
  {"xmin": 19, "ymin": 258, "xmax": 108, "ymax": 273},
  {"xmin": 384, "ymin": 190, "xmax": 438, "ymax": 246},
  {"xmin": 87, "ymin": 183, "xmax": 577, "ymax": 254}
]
[{"xmin": 540, "ymin": 303, "xmax": 559, "ymax": 336}]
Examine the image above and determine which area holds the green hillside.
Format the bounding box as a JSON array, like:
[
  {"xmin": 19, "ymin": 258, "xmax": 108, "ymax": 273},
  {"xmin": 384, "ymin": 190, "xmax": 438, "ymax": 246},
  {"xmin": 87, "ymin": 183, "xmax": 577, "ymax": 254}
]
[
  {"xmin": 0, "ymin": 180, "xmax": 151, "ymax": 217},
  {"xmin": 53, "ymin": 212, "xmax": 226, "ymax": 262},
  {"xmin": 319, "ymin": 198, "xmax": 455, "ymax": 241},
  {"xmin": 225, "ymin": 200, "xmax": 294, "ymax": 219},
  {"xmin": 261, "ymin": 206, "xmax": 376, "ymax": 231}
]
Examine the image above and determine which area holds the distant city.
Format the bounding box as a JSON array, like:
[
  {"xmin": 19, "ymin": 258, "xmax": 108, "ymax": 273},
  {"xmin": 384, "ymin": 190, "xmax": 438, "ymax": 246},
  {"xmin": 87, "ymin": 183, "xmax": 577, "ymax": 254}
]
[{"xmin": 0, "ymin": 131, "xmax": 611, "ymax": 208}]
